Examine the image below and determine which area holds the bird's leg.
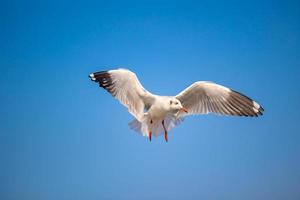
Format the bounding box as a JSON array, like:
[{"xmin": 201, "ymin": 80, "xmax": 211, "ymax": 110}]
[
  {"xmin": 149, "ymin": 119, "xmax": 153, "ymax": 142},
  {"xmin": 162, "ymin": 120, "xmax": 168, "ymax": 142},
  {"xmin": 149, "ymin": 131, "xmax": 152, "ymax": 141}
]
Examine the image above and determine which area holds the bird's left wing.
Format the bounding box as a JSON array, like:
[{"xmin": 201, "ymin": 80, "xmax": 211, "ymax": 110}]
[
  {"xmin": 89, "ymin": 69, "xmax": 155, "ymax": 121},
  {"xmin": 176, "ymin": 81, "xmax": 264, "ymax": 117}
]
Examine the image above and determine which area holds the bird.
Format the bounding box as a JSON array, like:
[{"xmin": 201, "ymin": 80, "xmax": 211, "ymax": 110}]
[{"xmin": 89, "ymin": 68, "xmax": 264, "ymax": 142}]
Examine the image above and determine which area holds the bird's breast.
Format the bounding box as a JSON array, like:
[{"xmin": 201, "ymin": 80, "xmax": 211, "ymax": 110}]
[{"xmin": 148, "ymin": 102, "xmax": 169, "ymax": 120}]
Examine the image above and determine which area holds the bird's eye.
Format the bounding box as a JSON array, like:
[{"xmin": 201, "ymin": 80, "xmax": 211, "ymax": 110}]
[
  {"xmin": 170, "ymin": 100, "xmax": 173, "ymax": 105},
  {"xmin": 175, "ymin": 102, "xmax": 179, "ymax": 105}
]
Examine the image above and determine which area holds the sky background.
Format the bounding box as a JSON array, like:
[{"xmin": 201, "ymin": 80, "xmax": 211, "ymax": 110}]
[{"xmin": 1, "ymin": 0, "xmax": 300, "ymax": 199}]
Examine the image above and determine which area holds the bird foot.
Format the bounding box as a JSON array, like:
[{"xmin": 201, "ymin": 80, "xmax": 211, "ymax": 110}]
[
  {"xmin": 164, "ymin": 131, "xmax": 168, "ymax": 142},
  {"xmin": 149, "ymin": 131, "xmax": 152, "ymax": 142}
]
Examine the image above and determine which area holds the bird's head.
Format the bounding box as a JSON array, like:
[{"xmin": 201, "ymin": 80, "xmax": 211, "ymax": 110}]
[{"xmin": 168, "ymin": 98, "xmax": 188, "ymax": 113}]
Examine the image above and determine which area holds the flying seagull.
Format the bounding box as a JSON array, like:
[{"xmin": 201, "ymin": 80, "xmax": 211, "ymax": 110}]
[{"xmin": 89, "ymin": 68, "xmax": 264, "ymax": 142}]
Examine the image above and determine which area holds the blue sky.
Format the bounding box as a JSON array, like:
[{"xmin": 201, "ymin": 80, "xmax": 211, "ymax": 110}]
[{"xmin": 1, "ymin": 0, "xmax": 300, "ymax": 199}]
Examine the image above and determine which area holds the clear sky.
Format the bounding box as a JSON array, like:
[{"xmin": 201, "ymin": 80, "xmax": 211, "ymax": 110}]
[{"xmin": 1, "ymin": 0, "xmax": 300, "ymax": 199}]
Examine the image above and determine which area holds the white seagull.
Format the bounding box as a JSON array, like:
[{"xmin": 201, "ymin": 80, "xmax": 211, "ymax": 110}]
[{"xmin": 89, "ymin": 68, "xmax": 264, "ymax": 142}]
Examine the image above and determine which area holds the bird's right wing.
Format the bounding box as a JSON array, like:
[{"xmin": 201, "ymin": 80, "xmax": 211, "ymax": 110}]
[
  {"xmin": 176, "ymin": 81, "xmax": 264, "ymax": 117},
  {"xmin": 89, "ymin": 69, "xmax": 155, "ymax": 121}
]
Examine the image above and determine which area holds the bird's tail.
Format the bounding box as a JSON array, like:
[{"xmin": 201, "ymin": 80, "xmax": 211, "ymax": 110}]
[
  {"xmin": 128, "ymin": 114, "xmax": 184, "ymax": 138},
  {"xmin": 128, "ymin": 115, "xmax": 150, "ymax": 137}
]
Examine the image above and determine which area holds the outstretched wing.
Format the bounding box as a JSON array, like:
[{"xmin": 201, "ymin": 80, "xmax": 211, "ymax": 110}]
[
  {"xmin": 176, "ymin": 81, "xmax": 264, "ymax": 117},
  {"xmin": 89, "ymin": 69, "xmax": 155, "ymax": 121}
]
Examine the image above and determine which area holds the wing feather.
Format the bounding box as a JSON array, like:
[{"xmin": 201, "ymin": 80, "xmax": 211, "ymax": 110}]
[
  {"xmin": 176, "ymin": 81, "xmax": 264, "ymax": 117},
  {"xmin": 89, "ymin": 69, "xmax": 155, "ymax": 121}
]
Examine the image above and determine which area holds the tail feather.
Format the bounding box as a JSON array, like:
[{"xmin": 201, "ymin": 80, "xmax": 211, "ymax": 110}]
[
  {"xmin": 129, "ymin": 115, "xmax": 184, "ymax": 138},
  {"xmin": 128, "ymin": 118, "xmax": 149, "ymax": 137}
]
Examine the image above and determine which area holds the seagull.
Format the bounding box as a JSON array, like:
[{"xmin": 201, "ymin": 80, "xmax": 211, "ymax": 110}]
[{"xmin": 89, "ymin": 68, "xmax": 264, "ymax": 142}]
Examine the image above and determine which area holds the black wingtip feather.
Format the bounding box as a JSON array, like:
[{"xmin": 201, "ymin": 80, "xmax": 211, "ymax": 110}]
[
  {"xmin": 229, "ymin": 89, "xmax": 264, "ymax": 117},
  {"xmin": 89, "ymin": 71, "xmax": 115, "ymax": 96}
]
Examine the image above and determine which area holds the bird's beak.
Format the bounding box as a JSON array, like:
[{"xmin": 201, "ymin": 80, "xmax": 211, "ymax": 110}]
[{"xmin": 180, "ymin": 107, "xmax": 188, "ymax": 113}]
